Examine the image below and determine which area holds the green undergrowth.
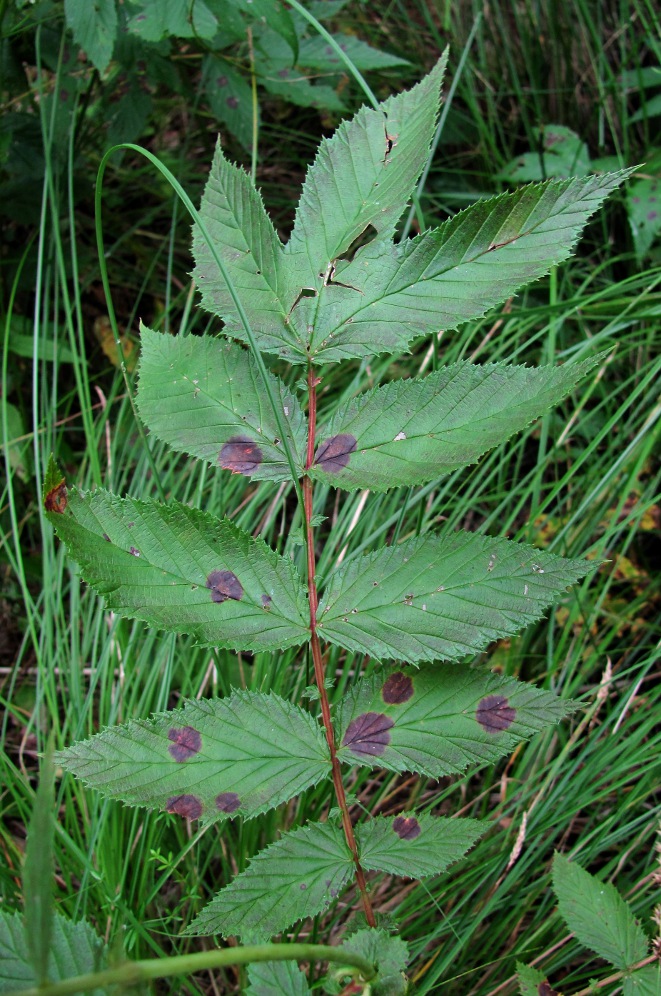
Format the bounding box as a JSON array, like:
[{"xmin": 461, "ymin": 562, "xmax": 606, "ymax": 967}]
[{"xmin": 1, "ymin": 1, "xmax": 660, "ymax": 993}]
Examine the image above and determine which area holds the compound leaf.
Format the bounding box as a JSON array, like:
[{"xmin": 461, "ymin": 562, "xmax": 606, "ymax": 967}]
[
  {"xmin": 317, "ymin": 533, "xmax": 591, "ymax": 664},
  {"xmin": 136, "ymin": 327, "xmax": 307, "ymax": 482},
  {"xmin": 336, "ymin": 666, "xmax": 573, "ymax": 778},
  {"xmin": 552, "ymin": 853, "xmax": 649, "ymax": 971},
  {"xmin": 304, "ymin": 172, "xmax": 629, "ymax": 363},
  {"xmin": 246, "ymin": 961, "xmax": 311, "ymax": 995},
  {"xmin": 193, "ymin": 142, "xmax": 305, "ymax": 361},
  {"xmin": 311, "ymin": 355, "xmax": 602, "ymax": 491},
  {"xmin": 357, "ymin": 813, "xmax": 486, "ymax": 879},
  {"xmin": 0, "ymin": 912, "xmax": 106, "ymax": 996},
  {"xmin": 46, "ymin": 488, "xmax": 308, "ymax": 653},
  {"xmin": 57, "ymin": 691, "xmax": 330, "ymax": 825},
  {"xmin": 285, "ymin": 56, "xmax": 447, "ymax": 287},
  {"xmin": 186, "ymin": 822, "xmax": 353, "ymax": 939},
  {"xmin": 64, "ymin": 0, "xmax": 117, "ymax": 73},
  {"xmin": 340, "ymin": 929, "xmax": 408, "ymax": 996}
]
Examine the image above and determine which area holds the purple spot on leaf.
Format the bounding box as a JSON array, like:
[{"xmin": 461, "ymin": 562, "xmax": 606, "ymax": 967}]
[
  {"xmin": 300, "ymin": 883, "xmax": 307, "ymax": 890},
  {"xmin": 168, "ymin": 726, "xmax": 202, "ymax": 762},
  {"xmin": 217, "ymin": 75, "xmax": 228, "ymax": 86},
  {"xmin": 129, "ymin": 546, "xmax": 140, "ymax": 556},
  {"xmin": 215, "ymin": 792, "xmax": 241, "ymax": 814},
  {"xmin": 166, "ymin": 794, "xmax": 203, "ymax": 820},
  {"xmin": 632, "ymin": 196, "xmax": 641, "ymax": 203},
  {"xmin": 103, "ymin": 533, "xmax": 111, "ymax": 542},
  {"xmin": 219, "ymin": 436, "xmax": 263, "ymax": 475},
  {"xmin": 382, "ymin": 672, "xmax": 414, "ymax": 704},
  {"xmin": 206, "ymin": 570, "xmax": 244, "ymax": 604},
  {"xmin": 342, "ymin": 712, "xmax": 394, "ymax": 757},
  {"xmin": 476, "ymin": 695, "xmax": 516, "ymax": 733},
  {"xmin": 227, "ymin": 96, "xmax": 239, "ymax": 109},
  {"xmin": 393, "ymin": 816, "xmax": 421, "ymax": 840},
  {"xmin": 647, "ymin": 210, "xmax": 658, "ymax": 220},
  {"xmin": 278, "ymin": 68, "xmax": 289, "ymax": 78},
  {"xmin": 315, "ymin": 434, "xmax": 357, "ymax": 473},
  {"xmin": 261, "ymin": 594, "xmax": 272, "ymax": 610}
]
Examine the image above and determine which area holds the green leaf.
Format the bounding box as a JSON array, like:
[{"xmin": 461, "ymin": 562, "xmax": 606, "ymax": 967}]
[
  {"xmin": 47, "ymin": 488, "xmax": 309, "ymax": 652},
  {"xmin": 318, "ymin": 532, "xmax": 591, "ymax": 664},
  {"xmin": 202, "ymin": 56, "xmax": 256, "ymax": 152},
  {"xmin": 499, "ymin": 125, "xmax": 591, "ymax": 182},
  {"xmin": 357, "ymin": 813, "xmax": 486, "ymax": 879},
  {"xmin": 303, "ymin": 172, "xmax": 629, "ymax": 363},
  {"xmin": 57, "ymin": 690, "xmax": 330, "ymax": 825},
  {"xmin": 340, "ymin": 929, "xmax": 408, "ymax": 996},
  {"xmin": 0, "ymin": 912, "xmax": 106, "ymax": 995},
  {"xmin": 310, "ymin": 355, "xmax": 601, "ymax": 491},
  {"xmin": 297, "ymin": 34, "xmax": 409, "ymax": 71},
  {"xmin": 64, "ymin": 0, "xmax": 117, "ymax": 73},
  {"xmin": 136, "ymin": 327, "xmax": 307, "ymax": 482},
  {"xmin": 623, "ymin": 966, "xmax": 661, "ymax": 995},
  {"xmin": 627, "ymin": 173, "xmax": 661, "ymax": 259},
  {"xmin": 552, "ymin": 853, "xmax": 649, "ymax": 971},
  {"xmin": 336, "ymin": 666, "xmax": 573, "ymax": 777},
  {"xmin": 284, "ymin": 56, "xmax": 447, "ymax": 287},
  {"xmin": 127, "ymin": 0, "xmax": 217, "ymax": 41},
  {"xmin": 192, "ymin": 141, "xmax": 305, "ymax": 361},
  {"xmin": 246, "ymin": 960, "xmax": 311, "ymax": 995},
  {"xmin": 186, "ymin": 821, "xmax": 353, "ymax": 939},
  {"xmin": 23, "ymin": 737, "xmax": 55, "ymax": 985},
  {"xmin": 229, "ymin": 0, "xmax": 298, "ymax": 59},
  {"xmin": 516, "ymin": 962, "xmax": 560, "ymax": 995}
]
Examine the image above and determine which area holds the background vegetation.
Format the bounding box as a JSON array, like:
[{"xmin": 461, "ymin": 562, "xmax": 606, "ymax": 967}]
[{"xmin": 1, "ymin": 1, "xmax": 660, "ymax": 993}]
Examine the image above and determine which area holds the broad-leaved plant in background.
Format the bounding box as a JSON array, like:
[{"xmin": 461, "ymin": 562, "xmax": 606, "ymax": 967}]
[{"xmin": 42, "ymin": 57, "xmax": 630, "ymax": 993}]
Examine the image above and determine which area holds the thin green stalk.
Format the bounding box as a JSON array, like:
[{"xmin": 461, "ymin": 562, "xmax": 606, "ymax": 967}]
[
  {"xmin": 286, "ymin": 0, "xmax": 379, "ymax": 110},
  {"xmin": 5, "ymin": 943, "xmax": 376, "ymax": 996}
]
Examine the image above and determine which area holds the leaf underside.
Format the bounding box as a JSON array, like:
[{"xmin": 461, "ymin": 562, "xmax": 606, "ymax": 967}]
[
  {"xmin": 186, "ymin": 821, "xmax": 353, "ymax": 940},
  {"xmin": 357, "ymin": 813, "xmax": 486, "ymax": 879},
  {"xmin": 47, "ymin": 489, "xmax": 309, "ymax": 652},
  {"xmin": 56, "ymin": 690, "xmax": 330, "ymax": 825},
  {"xmin": 136, "ymin": 326, "xmax": 307, "ymax": 482},
  {"xmin": 0, "ymin": 912, "xmax": 106, "ymax": 996},
  {"xmin": 318, "ymin": 532, "xmax": 591, "ymax": 664},
  {"xmin": 552, "ymin": 853, "xmax": 649, "ymax": 972},
  {"xmin": 336, "ymin": 665, "xmax": 574, "ymax": 778},
  {"xmin": 311, "ymin": 354, "xmax": 602, "ymax": 491}
]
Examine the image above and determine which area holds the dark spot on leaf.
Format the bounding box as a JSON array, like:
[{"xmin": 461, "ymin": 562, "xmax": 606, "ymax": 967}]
[
  {"xmin": 227, "ymin": 96, "xmax": 239, "ymax": 109},
  {"xmin": 342, "ymin": 712, "xmax": 394, "ymax": 757},
  {"xmin": 648, "ymin": 210, "xmax": 658, "ymax": 220},
  {"xmin": 44, "ymin": 480, "xmax": 68, "ymax": 514},
  {"xmin": 382, "ymin": 672, "xmax": 414, "ymax": 704},
  {"xmin": 166, "ymin": 795, "xmax": 203, "ymax": 820},
  {"xmin": 215, "ymin": 792, "xmax": 241, "ymax": 813},
  {"xmin": 393, "ymin": 816, "xmax": 421, "ymax": 841},
  {"xmin": 300, "ymin": 883, "xmax": 307, "ymax": 890},
  {"xmin": 261, "ymin": 594, "xmax": 272, "ymax": 610},
  {"xmin": 217, "ymin": 75, "xmax": 228, "ymax": 86},
  {"xmin": 103, "ymin": 533, "xmax": 111, "ymax": 542},
  {"xmin": 206, "ymin": 570, "xmax": 243, "ymax": 604},
  {"xmin": 129, "ymin": 546, "xmax": 140, "ymax": 556},
  {"xmin": 315, "ymin": 434, "xmax": 357, "ymax": 473},
  {"xmin": 219, "ymin": 436, "xmax": 263, "ymax": 475},
  {"xmin": 330, "ymin": 887, "xmax": 338, "ymax": 897},
  {"xmin": 168, "ymin": 726, "xmax": 202, "ymax": 762},
  {"xmin": 632, "ymin": 196, "xmax": 641, "ymax": 203},
  {"xmin": 476, "ymin": 695, "xmax": 516, "ymax": 733}
]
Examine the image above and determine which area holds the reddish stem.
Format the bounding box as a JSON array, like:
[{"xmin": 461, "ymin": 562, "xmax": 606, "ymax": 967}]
[{"xmin": 304, "ymin": 366, "xmax": 376, "ymax": 928}]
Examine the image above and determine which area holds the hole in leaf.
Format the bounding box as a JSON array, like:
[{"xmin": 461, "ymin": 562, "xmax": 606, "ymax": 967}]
[
  {"xmin": 382, "ymin": 672, "xmax": 414, "ymax": 704},
  {"xmin": 219, "ymin": 436, "xmax": 263, "ymax": 475},
  {"xmin": 206, "ymin": 570, "xmax": 244, "ymax": 604},
  {"xmin": 476, "ymin": 695, "xmax": 516, "ymax": 733},
  {"xmin": 166, "ymin": 795, "xmax": 203, "ymax": 820},
  {"xmin": 168, "ymin": 726, "xmax": 202, "ymax": 762},
  {"xmin": 129, "ymin": 546, "xmax": 140, "ymax": 557},
  {"xmin": 392, "ymin": 816, "xmax": 421, "ymax": 841},
  {"xmin": 315, "ymin": 434, "xmax": 357, "ymax": 473},
  {"xmin": 215, "ymin": 792, "xmax": 241, "ymax": 814},
  {"xmin": 337, "ymin": 224, "xmax": 378, "ymax": 262},
  {"xmin": 342, "ymin": 712, "xmax": 394, "ymax": 757}
]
